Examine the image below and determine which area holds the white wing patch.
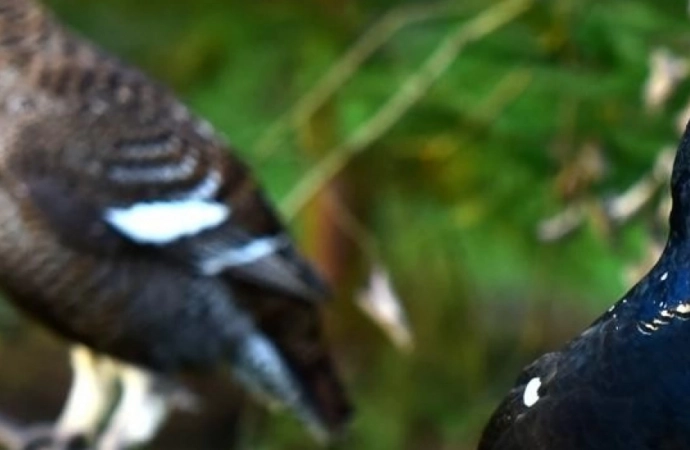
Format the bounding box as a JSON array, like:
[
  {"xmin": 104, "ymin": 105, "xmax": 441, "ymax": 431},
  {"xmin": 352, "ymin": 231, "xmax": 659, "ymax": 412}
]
[
  {"xmin": 199, "ymin": 236, "xmax": 285, "ymax": 274},
  {"xmin": 523, "ymin": 377, "xmax": 542, "ymax": 407},
  {"xmin": 105, "ymin": 200, "xmax": 229, "ymax": 244}
]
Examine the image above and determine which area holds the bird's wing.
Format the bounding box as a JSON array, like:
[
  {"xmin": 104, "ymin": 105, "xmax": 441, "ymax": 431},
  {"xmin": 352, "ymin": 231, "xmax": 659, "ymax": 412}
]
[
  {"xmin": 6, "ymin": 82, "xmax": 327, "ymax": 300},
  {"xmin": 232, "ymin": 282, "xmax": 352, "ymax": 440},
  {"xmin": 478, "ymin": 318, "xmax": 649, "ymax": 450}
]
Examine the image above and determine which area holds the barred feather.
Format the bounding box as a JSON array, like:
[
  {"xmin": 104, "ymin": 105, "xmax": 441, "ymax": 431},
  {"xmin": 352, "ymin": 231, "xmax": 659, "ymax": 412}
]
[{"xmin": 0, "ymin": 0, "xmax": 346, "ymax": 444}]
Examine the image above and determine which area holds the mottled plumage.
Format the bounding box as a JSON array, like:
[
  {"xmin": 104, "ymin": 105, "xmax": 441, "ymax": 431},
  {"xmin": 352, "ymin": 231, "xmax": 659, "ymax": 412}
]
[
  {"xmin": 479, "ymin": 124, "xmax": 690, "ymax": 449},
  {"xmin": 0, "ymin": 0, "xmax": 350, "ymax": 447}
]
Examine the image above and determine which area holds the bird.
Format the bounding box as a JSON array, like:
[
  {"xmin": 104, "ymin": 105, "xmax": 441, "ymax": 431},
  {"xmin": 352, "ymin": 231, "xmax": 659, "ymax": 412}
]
[
  {"xmin": 479, "ymin": 123, "xmax": 690, "ymax": 450},
  {"xmin": 0, "ymin": 0, "xmax": 351, "ymax": 448}
]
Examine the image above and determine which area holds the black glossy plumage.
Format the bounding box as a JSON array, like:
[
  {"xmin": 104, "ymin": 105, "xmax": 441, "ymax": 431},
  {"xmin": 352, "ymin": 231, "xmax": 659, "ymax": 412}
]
[{"xmin": 479, "ymin": 125, "xmax": 690, "ymax": 450}]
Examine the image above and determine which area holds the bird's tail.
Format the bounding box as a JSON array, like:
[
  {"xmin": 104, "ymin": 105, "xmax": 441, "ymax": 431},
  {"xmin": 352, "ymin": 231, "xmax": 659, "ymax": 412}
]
[{"xmin": 228, "ymin": 283, "xmax": 352, "ymax": 442}]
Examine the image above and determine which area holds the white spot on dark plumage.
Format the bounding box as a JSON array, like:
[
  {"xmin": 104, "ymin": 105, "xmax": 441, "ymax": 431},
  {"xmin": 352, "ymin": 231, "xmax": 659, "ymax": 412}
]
[
  {"xmin": 523, "ymin": 377, "xmax": 541, "ymax": 407},
  {"xmin": 184, "ymin": 169, "xmax": 222, "ymax": 200},
  {"xmin": 199, "ymin": 236, "xmax": 285, "ymax": 275},
  {"xmin": 660, "ymin": 272, "xmax": 669, "ymax": 281},
  {"xmin": 676, "ymin": 303, "xmax": 690, "ymax": 315},
  {"xmin": 105, "ymin": 200, "xmax": 229, "ymax": 244},
  {"xmin": 637, "ymin": 301, "xmax": 690, "ymax": 335},
  {"xmin": 637, "ymin": 320, "xmax": 658, "ymax": 335}
]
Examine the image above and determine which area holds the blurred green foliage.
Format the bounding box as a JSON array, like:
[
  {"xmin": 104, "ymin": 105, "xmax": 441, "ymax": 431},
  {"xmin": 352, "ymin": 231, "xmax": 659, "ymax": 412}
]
[{"xmin": 3, "ymin": 0, "xmax": 690, "ymax": 449}]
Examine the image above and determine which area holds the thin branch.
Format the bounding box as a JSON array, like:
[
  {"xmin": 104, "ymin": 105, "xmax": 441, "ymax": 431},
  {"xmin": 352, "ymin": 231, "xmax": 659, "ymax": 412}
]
[
  {"xmin": 253, "ymin": 2, "xmax": 479, "ymax": 162},
  {"xmin": 473, "ymin": 69, "xmax": 533, "ymax": 122},
  {"xmin": 605, "ymin": 148, "xmax": 674, "ymax": 222},
  {"xmin": 536, "ymin": 148, "xmax": 675, "ymax": 242},
  {"xmin": 323, "ymin": 68, "xmax": 532, "ymax": 258},
  {"xmin": 281, "ymin": 0, "xmax": 535, "ymax": 219}
]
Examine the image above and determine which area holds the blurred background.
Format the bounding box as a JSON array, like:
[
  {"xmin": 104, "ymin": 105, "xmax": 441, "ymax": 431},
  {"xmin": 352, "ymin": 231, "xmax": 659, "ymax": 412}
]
[{"xmin": 0, "ymin": 0, "xmax": 689, "ymax": 448}]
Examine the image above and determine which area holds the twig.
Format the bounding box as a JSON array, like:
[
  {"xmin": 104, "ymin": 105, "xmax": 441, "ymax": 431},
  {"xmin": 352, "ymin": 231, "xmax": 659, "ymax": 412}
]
[
  {"xmin": 280, "ymin": 0, "xmax": 535, "ymax": 219},
  {"xmin": 472, "ymin": 69, "xmax": 533, "ymax": 122},
  {"xmin": 322, "ymin": 189, "xmax": 379, "ymax": 261},
  {"xmin": 537, "ymin": 148, "xmax": 675, "ymax": 242},
  {"xmin": 253, "ymin": 2, "xmax": 479, "ymax": 162},
  {"xmin": 323, "ymin": 68, "xmax": 532, "ymax": 257},
  {"xmin": 605, "ymin": 148, "xmax": 674, "ymax": 222}
]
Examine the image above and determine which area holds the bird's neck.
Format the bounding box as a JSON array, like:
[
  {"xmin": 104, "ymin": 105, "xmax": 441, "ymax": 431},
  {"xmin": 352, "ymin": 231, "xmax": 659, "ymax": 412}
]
[
  {"xmin": 613, "ymin": 236, "xmax": 690, "ymax": 327},
  {"xmin": 669, "ymin": 126, "xmax": 690, "ymax": 239},
  {"xmin": 660, "ymin": 234, "xmax": 690, "ymax": 266}
]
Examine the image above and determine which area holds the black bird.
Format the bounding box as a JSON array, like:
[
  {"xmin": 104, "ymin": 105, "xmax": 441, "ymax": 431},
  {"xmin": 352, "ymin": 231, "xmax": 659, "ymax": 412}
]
[
  {"xmin": 479, "ymin": 124, "xmax": 690, "ymax": 450},
  {"xmin": 0, "ymin": 0, "xmax": 351, "ymax": 448}
]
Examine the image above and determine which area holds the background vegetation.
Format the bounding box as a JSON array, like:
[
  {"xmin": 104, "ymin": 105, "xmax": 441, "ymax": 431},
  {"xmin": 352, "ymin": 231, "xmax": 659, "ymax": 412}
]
[{"xmin": 1, "ymin": 0, "xmax": 689, "ymax": 448}]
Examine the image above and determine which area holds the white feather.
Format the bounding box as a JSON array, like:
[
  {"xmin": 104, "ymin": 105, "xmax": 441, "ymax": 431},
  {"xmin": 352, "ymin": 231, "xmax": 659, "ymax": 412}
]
[
  {"xmin": 200, "ymin": 236, "xmax": 284, "ymax": 274},
  {"xmin": 185, "ymin": 169, "xmax": 222, "ymax": 199},
  {"xmin": 105, "ymin": 200, "xmax": 229, "ymax": 244}
]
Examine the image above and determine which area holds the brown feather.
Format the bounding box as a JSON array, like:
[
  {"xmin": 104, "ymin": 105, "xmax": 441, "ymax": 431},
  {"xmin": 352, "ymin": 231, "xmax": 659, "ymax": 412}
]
[{"xmin": 0, "ymin": 0, "xmax": 347, "ymax": 441}]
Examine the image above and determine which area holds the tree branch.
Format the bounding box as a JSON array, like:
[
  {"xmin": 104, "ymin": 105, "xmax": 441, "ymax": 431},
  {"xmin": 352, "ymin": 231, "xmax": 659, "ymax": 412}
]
[
  {"xmin": 280, "ymin": 0, "xmax": 534, "ymax": 219},
  {"xmin": 254, "ymin": 1, "xmax": 479, "ymax": 162}
]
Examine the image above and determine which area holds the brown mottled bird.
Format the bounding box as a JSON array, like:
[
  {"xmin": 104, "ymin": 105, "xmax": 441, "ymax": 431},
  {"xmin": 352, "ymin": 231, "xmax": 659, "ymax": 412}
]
[{"xmin": 0, "ymin": 0, "xmax": 351, "ymax": 448}]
